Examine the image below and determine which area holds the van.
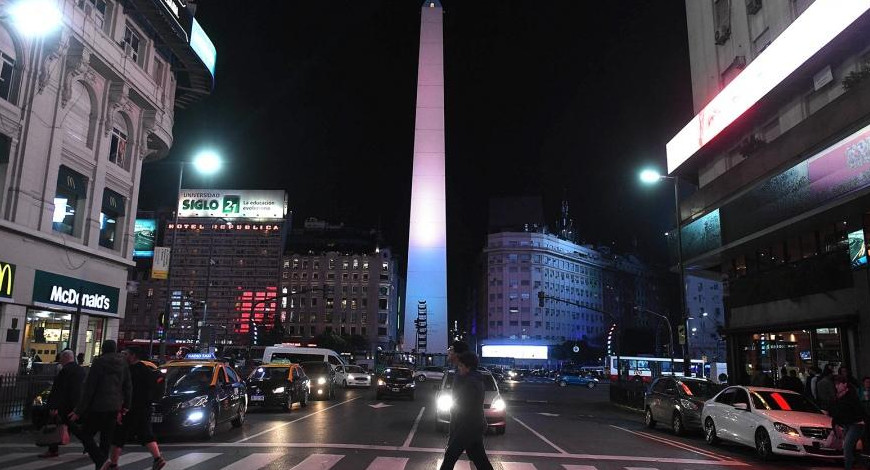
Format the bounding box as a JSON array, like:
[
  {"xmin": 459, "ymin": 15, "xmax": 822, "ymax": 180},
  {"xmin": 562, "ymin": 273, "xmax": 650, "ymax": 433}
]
[{"xmin": 261, "ymin": 345, "xmax": 346, "ymax": 369}]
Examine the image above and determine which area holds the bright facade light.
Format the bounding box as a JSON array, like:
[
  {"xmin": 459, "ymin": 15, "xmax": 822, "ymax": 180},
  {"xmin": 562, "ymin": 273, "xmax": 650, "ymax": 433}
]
[
  {"xmin": 666, "ymin": 0, "xmax": 870, "ymax": 173},
  {"xmin": 192, "ymin": 150, "xmax": 221, "ymax": 175},
  {"xmin": 9, "ymin": 0, "xmax": 63, "ymax": 37},
  {"xmin": 481, "ymin": 345, "xmax": 548, "ymax": 360},
  {"xmin": 639, "ymin": 169, "xmax": 663, "ymax": 184}
]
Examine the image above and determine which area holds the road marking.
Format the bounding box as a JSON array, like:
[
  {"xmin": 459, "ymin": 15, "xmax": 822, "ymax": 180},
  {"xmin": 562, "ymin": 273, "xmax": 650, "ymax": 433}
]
[
  {"xmin": 436, "ymin": 459, "xmax": 471, "ymax": 470},
  {"xmin": 235, "ymin": 396, "xmax": 360, "ymax": 443},
  {"xmin": 502, "ymin": 462, "xmax": 537, "ymax": 470},
  {"xmin": 291, "ymin": 453, "xmax": 343, "ymax": 470},
  {"xmin": 538, "ymin": 412, "xmax": 559, "ymax": 417},
  {"xmin": 625, "ymin": 468, "xmax": 660, "ymax": 470},
  {"xmin": 526, "ymin": 400, "xmax": 549, "ymax": 403},
  {"xmin": 369, "ymin": 402, "xmax": 392, "ymax": 409},
  {"xmin": 511, "ymin": 416, "xmax": 568, "ymax": 454},
  {"xmin": 164, "ymin": 452, "xmax": 221, "ymax": 470},
  {"xmin": 6, "ymin": 452, "xmax": 87, "ymax": 470},
  {"xmin": 218, "ymin": 453, "xmax": 282, "ymax": 470},
  {"xmin": 73, "ymin": 452, "xmax": 152, "ymax": 470},
  {"xmin": 610, "ymin": 425, "xmax": 733, "ymax": 461},
  {"xmin": 367, "ymin": 456, "xmax": 408, "ymax": 470},
  {"xmin": 402, "ymin": 406, "xmax": 426, "ymax": 448},
  {"xmin": 561, "ymin": 466, "xmax": 598, "ymax": 470}
]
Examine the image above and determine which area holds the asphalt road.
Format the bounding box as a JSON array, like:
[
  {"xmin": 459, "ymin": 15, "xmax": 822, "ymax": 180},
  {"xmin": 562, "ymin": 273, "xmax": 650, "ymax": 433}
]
[{"xmin": 0, "ymin": 380, "xmax": 849, "ymax": 470}]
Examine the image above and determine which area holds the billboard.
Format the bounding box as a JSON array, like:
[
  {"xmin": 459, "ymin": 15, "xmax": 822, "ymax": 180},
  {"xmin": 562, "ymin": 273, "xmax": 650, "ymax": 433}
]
[
  {"xmin": 849, "ymin": 229, "xmax": 867, "ymax": 269},
  {"xmin": 152, "ymin": 247, "xmax": 171, "ymax": 280},
  {"xmin": 190, "ymin": 18, "xmax": 216, "ymax": 78},
  {"xmin": 481, "ymin": 345, "xmax": 548, "ymax": 360},
  {"xmin": 133, "ymin": 219, "xmax": 157, "ymax": 257},
  {"xmin": 178, "ymin": 190, "xmax": 286, "ymax": 219}
]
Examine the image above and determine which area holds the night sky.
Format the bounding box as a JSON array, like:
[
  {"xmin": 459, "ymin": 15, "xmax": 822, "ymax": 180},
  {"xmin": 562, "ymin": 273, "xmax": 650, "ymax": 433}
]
[{"xmin": 139, "ymin": 1, "xmax": 694, "ymax": 319}]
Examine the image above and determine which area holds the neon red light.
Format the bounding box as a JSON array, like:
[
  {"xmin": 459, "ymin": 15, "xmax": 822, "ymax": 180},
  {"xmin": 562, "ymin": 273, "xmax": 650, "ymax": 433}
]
[
  {"xmin": 770, "ymin": 393, "xmax": 792, "ymax": 411},
  {"xmin": 680, "ymin": 382, "xmax": 693, "ymax": 396}
]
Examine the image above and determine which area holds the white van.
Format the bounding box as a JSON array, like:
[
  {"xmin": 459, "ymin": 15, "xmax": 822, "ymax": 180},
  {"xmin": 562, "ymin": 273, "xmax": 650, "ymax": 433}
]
[{"xmin": 262, "ymin": 345, "xmax": 346, "ymax": 369}]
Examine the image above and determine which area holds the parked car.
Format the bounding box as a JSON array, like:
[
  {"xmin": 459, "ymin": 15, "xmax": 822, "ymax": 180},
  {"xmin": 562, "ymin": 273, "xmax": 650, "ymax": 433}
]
[
  {"xmin": 300, "ymin": 361, "xmax": 336, "ymax": 400},
  {"xmin": 152, "ymin": 356, "xmax": 247, "ymax": 439},
  {"xmin": 644, "ymin": 377, "xmax": 718, "ymax": 435},
  {"xmin": 556, "ymin": 373, "xmax": 598, "ymax": 388},
  {"xmin": 376, "ymin": 367, "xmax": 415, "ymax": 400},
  {"xmin": 414, "ymin": 366, "xmax": 446, "ymax": 383},
  {"xmin": 701, "ymin": 386, "xmax": 838, "ymax": 460},
  {"xmin": 335, "ymin": 364, "xmax": 372, "ymax": 388},
  {"xmin": 246, "ymin": 362, "xmax": 310, "ymax": 411},
  {"xmin": 435, "ymin": 370, "xmax": 506, "ymax": 434}
]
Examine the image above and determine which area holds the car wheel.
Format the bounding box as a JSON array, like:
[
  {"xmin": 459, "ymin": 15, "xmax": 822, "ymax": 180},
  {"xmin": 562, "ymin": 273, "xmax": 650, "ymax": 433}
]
[
  {"xmin": 704, "ymin": 418, "xmax": 719, "ymax": 445},
  {"xmin": 586, "ymin": 382, "xmax": 596, "ymax": 389},
  {"xmin": 203, "ymin": 408, "xmax": 217, "ymax": 439},
  {"xmin": 343, "ymin": 380, "xmax": 348, "ymax": 388},
  {"xmin": 672, "ymin": 412, "xmax": 684, "ymax": 436},
  {"xmin": 301, "ymin": 390, "xmax": 309, "ymax": 407},
  {"xmin": 558, "ymin": 380, "xmax": 567, "ymax": 387},
  {"xmin": 416, "ymin": 375, "xmax": 426, "ymax": 382},
  {"xmin": 232, "ymin": 401, "xmax": 246, "ymax": 427},
  {"xmin": 282, "ymin": 395, "xmax": 292, "ymax": 413},
  {"xmin": 755, "ymin": 428, "xmax": 773, "ymax": 461},
  {"xmin": 644, "ymin": 408, "xmax": 656, "ymax": 428}
]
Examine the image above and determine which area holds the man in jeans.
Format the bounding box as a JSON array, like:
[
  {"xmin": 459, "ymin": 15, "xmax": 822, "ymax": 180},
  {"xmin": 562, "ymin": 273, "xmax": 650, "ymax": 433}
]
[
  {"xmin": 69, "ymin": 340, "xmax": 131, "ymax": 470},
  {"xmin": 100, "ymin": 347, "xmax": 166, "ymax": 470},
  {"xmin": 39, "ymin": 349, "xmax": 85, "ymax": 458}
]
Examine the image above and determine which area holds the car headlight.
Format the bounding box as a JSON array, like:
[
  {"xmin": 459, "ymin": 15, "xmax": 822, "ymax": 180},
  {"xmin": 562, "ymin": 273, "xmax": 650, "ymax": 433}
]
[
  {"xmin": 437, "ymin": 394, "xmax": 454, "ymax": 412},
  {"xmin": 680, "ymin": 399, "xmax": 700, "ymax": 411},
  {"xmin": 491, "ymin": 398, "xmax": 506, "ymax": 412},
  {"xmin": 272, "ymin": 387, "xmax": 285, "ymax": 394},
  {"xmin": 179, "ymin": 395, "xmax": 209, "ymax": 409},
  {"xmin": 508, "ymin": 371, "xmax": 516, "ymax": 377},
  {"xmin": 377, "ymin": 379, "xmax": 386, "ymax": 386},
  {"xmin": 318, "ymin": 377, "xmax": 327, "ymax": 385},
  {"xmin": 406, "ymin": 382, "xmax": 415, "ymax": 388},
  {"xmin": 187, "ymin": 410, "xmax": 204, "ymax": 423},
  {"xmin": 773, "ymin": 422, "xmax": 800, "ymax": 437}
]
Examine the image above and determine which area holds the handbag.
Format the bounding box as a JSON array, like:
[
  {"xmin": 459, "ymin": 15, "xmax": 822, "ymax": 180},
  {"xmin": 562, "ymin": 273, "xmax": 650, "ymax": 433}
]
[
  {"xmin": 35, "ymin": 422, "xmax": 69, "ymax": 447},
  {"xmin": 823, "ymin": 425, "xmax": 844, "ymax": 450}
]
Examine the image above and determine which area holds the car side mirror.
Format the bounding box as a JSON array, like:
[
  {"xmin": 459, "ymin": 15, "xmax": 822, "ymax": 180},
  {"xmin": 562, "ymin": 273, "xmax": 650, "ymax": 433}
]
[{"xmin": 733, "ymin": 403, "xmax": 749, "ymax": 411}]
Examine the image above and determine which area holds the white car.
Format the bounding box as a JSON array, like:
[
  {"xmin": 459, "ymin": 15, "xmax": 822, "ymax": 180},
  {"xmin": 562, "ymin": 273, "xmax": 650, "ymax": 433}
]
[
  {"xmin": 415, "ymin": 366, "xmax": 446, "ymax": 382},
  {"xmin": 701, "ymin": 386, "xmax": 838, "ymax": 460},
  {"xmin": 435, "ymin": 370, "xmax": 506, "ymax": 434},
  {"xmin": 335, "ymin": 365, "xmax": 372, "ymax": 388}
]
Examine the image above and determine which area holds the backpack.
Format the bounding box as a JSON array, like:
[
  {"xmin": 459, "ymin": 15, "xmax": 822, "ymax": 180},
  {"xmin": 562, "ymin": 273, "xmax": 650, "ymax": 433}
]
[{"xmin": 140, "ymin": 361, "xmax": 166, "ymax": 403}]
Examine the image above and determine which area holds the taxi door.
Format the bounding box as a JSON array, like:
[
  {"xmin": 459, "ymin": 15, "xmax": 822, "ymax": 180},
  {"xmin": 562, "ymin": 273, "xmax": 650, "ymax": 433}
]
[{"xmin": 215, "ymin": 367, "xmax": 234, "ymax": 421}]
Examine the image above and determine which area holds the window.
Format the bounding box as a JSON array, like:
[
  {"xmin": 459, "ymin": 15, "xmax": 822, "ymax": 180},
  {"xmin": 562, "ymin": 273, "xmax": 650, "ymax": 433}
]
[
  {"xmin": 378, "ymin": 298, "xmax": 388, "ymax": 310},
  {"xmin": 0, "ymin": 50, "xmax": 15, "ymax": 104},
  {"xmin": 152, "ymin": 57, "xmax": 165, "ymax": 86},
  {"xmin": 99, "ymin": 188, "xmax": 125, "ymax": 249},
  {"xmin": 0, "ymin": 135, "xmax": 9, "ymax": 207},
  {"xmin": 108, "ymin": 121, "xmax": 128, "ymax": 169},
  {"xmin": 53, "ymin": 166, "xmax": 88, "ymax": 237},
  {"xmin": 78, "ymin": 0, "xmax": 107, "ymax": 29},
  {"xmin": 123, "ymin": 25, "xmax": 142, "ymax": 64}
]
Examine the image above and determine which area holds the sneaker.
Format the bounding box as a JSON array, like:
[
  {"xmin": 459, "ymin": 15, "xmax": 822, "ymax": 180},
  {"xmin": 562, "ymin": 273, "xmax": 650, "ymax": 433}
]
[
  {"xmin": 152, "ymin": 456, "xmax": 166, "ymax": 470},
  {"xmin": 37, "ymin": 450, "xmax": 58, "ymax": 459}
]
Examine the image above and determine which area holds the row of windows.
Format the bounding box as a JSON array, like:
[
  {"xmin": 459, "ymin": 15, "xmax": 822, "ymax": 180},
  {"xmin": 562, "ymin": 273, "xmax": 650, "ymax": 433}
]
[
  {"xmin": 53, "ymin": 164, "xmax": 125, "ymax": 251},
  {"xmin": 284, "ymin": 258, "xmax": 389, "ymax": 271},
  {"xmin": 283, "ymin": 271, "xmax": 371, "ymax": 281}
]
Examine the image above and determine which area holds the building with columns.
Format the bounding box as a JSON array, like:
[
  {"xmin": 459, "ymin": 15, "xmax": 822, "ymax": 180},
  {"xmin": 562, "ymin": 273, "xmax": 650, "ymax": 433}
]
[{"xmin": 0, "ymin": 0, "xmax": 213, "ymax": 372}]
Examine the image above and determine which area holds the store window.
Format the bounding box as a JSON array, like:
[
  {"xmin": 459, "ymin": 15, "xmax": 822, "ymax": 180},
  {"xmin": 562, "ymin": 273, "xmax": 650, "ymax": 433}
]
[
  {"xmin": 53, "ymin": 166, "xmax": 88, "ymax": 237},
  {"xmin": 738, "ymin": 327, "xmax": 846, "ymax": 385},
  {"xmin": 84, "ymin": 317, "xmax": 106, "ymax": 364},
  {"xmin": 22, "ymin": 310, "xmax": 72, "ymax": 372},
  {"xmin": 99, "ymin": 188, "xmax": 125, "ymax": 249}
]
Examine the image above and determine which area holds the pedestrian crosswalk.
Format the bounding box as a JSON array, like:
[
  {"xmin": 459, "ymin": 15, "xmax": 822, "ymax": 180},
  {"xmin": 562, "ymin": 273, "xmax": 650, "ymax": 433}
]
[{"xmin": 2, "ymin": 450, "xmax": 750, "ymax": 470}]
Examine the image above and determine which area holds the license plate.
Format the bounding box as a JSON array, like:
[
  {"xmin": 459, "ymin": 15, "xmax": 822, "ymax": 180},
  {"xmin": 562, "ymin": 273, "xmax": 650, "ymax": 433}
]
[
  {"xmin": 392, "ymin": 388, "xmax": 400, "ymax": 392},
  {"xmin": 151, "ymin": 414, "xmax": 162, "ymax": 424},
  {"xmin": 355, "ymin": 378, "xmax": 366, "ymax": 381},
  {"xmin": 251, "ymin": 395, "xmax": 265, "ymax": 401}
]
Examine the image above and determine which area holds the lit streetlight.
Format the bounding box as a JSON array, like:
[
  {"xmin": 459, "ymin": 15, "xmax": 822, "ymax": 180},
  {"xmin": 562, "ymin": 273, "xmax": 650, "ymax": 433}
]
[
  {"xmin": 639, "ymin": 168, "xmax": 663, "ymax": 185},
  {"xmin": 8, "ymin": 0, "xmax": 62, "ymax": 37},
  {"xmin": 192, "ymin": 149, "xmax": 222, "ymax": 175}
]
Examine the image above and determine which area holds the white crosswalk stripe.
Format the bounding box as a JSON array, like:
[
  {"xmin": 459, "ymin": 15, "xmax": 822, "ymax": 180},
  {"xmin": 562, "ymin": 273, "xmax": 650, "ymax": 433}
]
[
  {"xmin": 501, "ymin": 462, "xmax": 537, "ymax": 470},
  {"xmin": 163, "ymin": 452, "xmax": 221, "ymax": 470},
  {"xmin": 218, "ymin": 453, "xmax": 283, "ymax": 470},
  {"xmin": 436, "ymin": 459, "xmax": 471, "ymax": 470},
  {"xmin": 366, "ymin": 456, "xmax": 409, "ymax": 470},
  {"xmin": 562, "ymin": 465, "xmax": 599, "ymax": 470},
  {"xmin": 291, "ymin": 453, "xmax": 344, "ymax": 470},
  {"xmin": 6, "ymin": 452, "xmax": 88, "ymax": 470},
  {"xmin": 72, "ymin": 452, "xmax": 152, "ymax": 470}
]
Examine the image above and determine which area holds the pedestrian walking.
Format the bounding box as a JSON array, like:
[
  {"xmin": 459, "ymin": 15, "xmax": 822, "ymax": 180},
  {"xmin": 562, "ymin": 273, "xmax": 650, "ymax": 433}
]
[
  {"xmin": 38, "ymin": 349, "xmax": 85, "ymax": 459},
  {"xmin": 447, "ymin": 341, "xmax": 469, "ymax": 368},
  {"xmin": 77, "ymin": 353, "xmax": 85, "ymax": 366},
  {"xmin": 68, "ymin": 340, "xmax": 132, "ymax": 470},
  {"xmin": 439, "ymin": 351, "xmax": 493, "ymax": 470},
  {"xmin": 805, "ymin": 367, "xmax": 818, "ymax": 399},
  {"xmin": 817, "ymin": 367, "xmax": 837, "ymax": 411},
  {"xmin": 100, "ymin": 347, "xmax": 165, "ymax": 470},
  {"xmin": 779, "ymin": 369, "xmax": 804, "ymax": 395},
  {"xmin": 830, "ymin": 376, "xmax": 866, "ymax": 470}
]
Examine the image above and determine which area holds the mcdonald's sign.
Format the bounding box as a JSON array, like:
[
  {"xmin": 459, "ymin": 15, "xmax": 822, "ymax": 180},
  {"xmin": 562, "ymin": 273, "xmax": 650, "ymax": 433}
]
[{"xmin": 0, "ymin": 261, "xmax": 15, "ymax": 301}]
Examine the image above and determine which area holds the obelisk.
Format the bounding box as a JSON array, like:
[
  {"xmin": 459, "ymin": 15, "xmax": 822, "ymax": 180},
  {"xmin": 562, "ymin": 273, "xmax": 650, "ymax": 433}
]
[{"xmin": 403, "ymin": 0, "xmax": 447, "ymax": 354}]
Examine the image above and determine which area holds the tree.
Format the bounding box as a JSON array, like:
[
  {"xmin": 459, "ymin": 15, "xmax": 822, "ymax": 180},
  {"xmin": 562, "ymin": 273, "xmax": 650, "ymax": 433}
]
[{"xmin": 314, "ymin": 332, "xmax": 347, "ymax": 352}]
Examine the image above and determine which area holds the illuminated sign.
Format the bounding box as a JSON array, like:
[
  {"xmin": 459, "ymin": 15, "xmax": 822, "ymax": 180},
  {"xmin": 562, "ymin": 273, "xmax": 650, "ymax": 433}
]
[
  {"xmin": 849, "ymin": 229, "xmax": 867, "ymax": 269},
  {"xmin": 0, "ymin": 261, "xmax": 14, "ymax": 301},
  {"xmin": 133, "ymin": 219, "xmax": 157, "ymax": 258},
  {"xmin": 666, "ymin": 0, "xmax": 870, "ymax": 174},
  {"xmin": 178, "ymin": 189, "xmax": 286, "ymax": 219},
  {"xmin": 481, "ymin": 345, "xmax": 548, "ymax": 360},
  {"xmin": 190, "ymin": 19, "xmax": 216, "ymax": 78},
  {"xmin": 168, "ymin": 223, "xmax": 281, "ymax": 232},
  {"xmin": 32, "ymin": 270, "xmax": 120, "ymax": 315}
]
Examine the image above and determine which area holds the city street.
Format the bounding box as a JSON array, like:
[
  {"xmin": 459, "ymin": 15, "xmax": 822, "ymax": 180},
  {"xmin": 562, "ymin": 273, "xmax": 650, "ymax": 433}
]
[{"xmin": 0, "ymin": 381, "xmax": 848, "ymax": 470}]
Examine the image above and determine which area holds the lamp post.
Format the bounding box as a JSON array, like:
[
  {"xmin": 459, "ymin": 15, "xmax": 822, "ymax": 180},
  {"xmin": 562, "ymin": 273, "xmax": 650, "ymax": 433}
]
[
  {"xmin": 639, "ymin": 168, "xmax": 691, "ymax": 377},
  {"xmin": 7, "ymin": 0, "xmax": 63, "ymax": 37},
  {"xmin": 159, "ymin": 150, "xmax": 222, "ymax": 360}
]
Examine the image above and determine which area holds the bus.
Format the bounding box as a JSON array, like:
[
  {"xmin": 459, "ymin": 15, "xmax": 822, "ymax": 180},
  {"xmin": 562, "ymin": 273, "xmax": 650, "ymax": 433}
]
[{"xmin": 606, "ymin": 355, "xmax": 706, "ymax": 382}]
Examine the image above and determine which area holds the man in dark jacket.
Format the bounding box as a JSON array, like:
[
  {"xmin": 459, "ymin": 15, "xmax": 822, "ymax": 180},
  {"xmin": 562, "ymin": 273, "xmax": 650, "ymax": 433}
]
[
  {"xmin": 779, "ymin": 369, "xmax": 805, "ymax": 395},
  {"xmin": 39, "ymin": 349, "xmax": 85, "ymax": 458},
  {"xmin": 69, "ymin": 340, "xmax": 132, "ymax": 470},
  {"xmin": 439, "ymin": 351, "xmax": 493, "ymax": 470},
  {"xmin": 831, "ymin": 376, "xmax": 866, "ymax": 470}
]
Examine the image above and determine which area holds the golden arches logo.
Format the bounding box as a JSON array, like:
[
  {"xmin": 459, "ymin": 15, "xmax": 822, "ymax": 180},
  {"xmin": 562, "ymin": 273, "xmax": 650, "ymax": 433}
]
[{"xmin": 0, "ymin": 263, "xmax": 13, "ymax": 298}]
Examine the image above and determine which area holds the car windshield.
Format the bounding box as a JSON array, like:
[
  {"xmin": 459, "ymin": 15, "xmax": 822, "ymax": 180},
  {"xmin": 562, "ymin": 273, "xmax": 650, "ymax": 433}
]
[
  {"xmin": 444, "ymin": 373, "xmax": 498, "ymax": 391},
  {"xmin": 249, "ymin": 367, "xmax": 289, "ymax": 381},
  {"xmin": 679, "ymin": 380, "xmax": 717, "ymax": 398},
  {"xmin": 751, "ymin": 391, "xmax": 821, "ymax": 413},
  {"xmin": 271, "ymin": 352, "xmax": 323, "ymax": 363},
  {"xmin": 384, "ymin": 368, "xmax": 412, "ymax": 379},
  {"xmin": 165, "ymin": 365, "xmax": 213, "ymax": 394},
  {"xmin": 300, "ymin": 362, "xmax": 331, "ymax": 376},
  {"xmin": 345, "ymin": 366, "xmax": 364, "ymax": 373}
]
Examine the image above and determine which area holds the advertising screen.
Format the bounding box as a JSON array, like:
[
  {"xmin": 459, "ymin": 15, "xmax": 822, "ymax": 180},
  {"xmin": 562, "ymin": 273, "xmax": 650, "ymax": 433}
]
[
  {"xmin": 178, "ymin": 189, "xmax": 286, "ymax": 219},
  {"xmin": 848, "ymin": 229, "xmax": 867, "ymax": 269},
  {"xmin": 481, "ymin": 345, "xmax": 548, "ymax": 360},
  {"xmin": 133, "ymin": 219, "xmax": 157, "ymax": 258},
  {"xmin": 190, "ymin": 19, "xmax": 216, "ymax": 77}
]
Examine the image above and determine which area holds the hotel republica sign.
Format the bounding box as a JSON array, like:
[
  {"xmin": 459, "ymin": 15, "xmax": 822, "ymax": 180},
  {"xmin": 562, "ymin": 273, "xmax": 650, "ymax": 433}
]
[
  {"xmin": 32, "ymin": 271, "xmax": 120, "ymax": 316},
  {"xmin": 178, "ymin": 189, "xmax": 286, "ymax": 220},
  {"xmin": 0, "ymin": 261, "xmax": 15, "ymax": 302}
]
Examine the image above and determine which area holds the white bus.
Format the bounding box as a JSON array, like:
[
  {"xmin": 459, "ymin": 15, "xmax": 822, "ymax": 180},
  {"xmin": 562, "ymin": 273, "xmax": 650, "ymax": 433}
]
[{"xmin": 606, "ymin": 355, "xmax": 706, "ymax": 382}]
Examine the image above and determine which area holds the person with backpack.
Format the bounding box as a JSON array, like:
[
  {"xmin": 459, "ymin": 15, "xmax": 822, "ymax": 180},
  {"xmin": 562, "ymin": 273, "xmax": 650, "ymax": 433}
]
[{"xmin": 100, "ymin": 347, "xmax": 166, "ymax": 470}]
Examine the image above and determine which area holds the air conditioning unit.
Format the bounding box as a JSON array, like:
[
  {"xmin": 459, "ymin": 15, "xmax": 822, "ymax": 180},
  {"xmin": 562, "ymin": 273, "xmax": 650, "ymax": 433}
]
[
  {"xmin": 714, "ymin": 26, "xmax": 731, "ymax": 45},
  {"xmin": 745, "ymin": 0, "xmax": 762, "ymax": 15}
]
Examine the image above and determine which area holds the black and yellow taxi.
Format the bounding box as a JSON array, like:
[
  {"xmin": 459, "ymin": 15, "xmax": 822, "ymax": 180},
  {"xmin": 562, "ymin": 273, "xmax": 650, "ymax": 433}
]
[
  {"xmin": 152, "ymin": 353, "xmax": 247, "ymax": 439},
  {"xmin": 246, "ymin": 361, "xmax": 310, "ymax": 412}
]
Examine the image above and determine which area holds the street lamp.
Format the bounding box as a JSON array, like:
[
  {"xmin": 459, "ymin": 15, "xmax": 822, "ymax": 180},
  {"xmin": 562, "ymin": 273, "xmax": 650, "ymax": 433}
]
[
  {"xmin": 639, "ymin": 167, "xmax": 692, "ymax": 377},
  {"xmin": 8, "ymin": 0, "xmax": 62, "ymax": 37},
  {"xmin": 192, "ymin": 149, "xmax": 222, "ymax": 175}
]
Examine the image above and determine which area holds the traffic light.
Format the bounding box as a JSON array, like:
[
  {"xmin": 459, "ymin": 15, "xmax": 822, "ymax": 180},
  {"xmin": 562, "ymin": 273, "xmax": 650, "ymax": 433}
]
[{"xmin": 537, "ymin": 291, "xmax": 545, "ymax": 307}]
